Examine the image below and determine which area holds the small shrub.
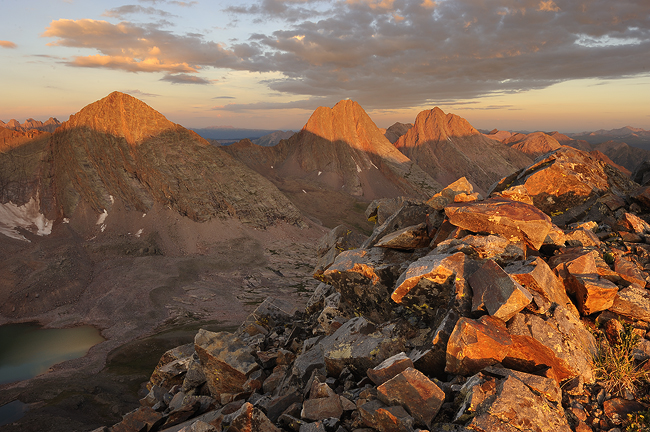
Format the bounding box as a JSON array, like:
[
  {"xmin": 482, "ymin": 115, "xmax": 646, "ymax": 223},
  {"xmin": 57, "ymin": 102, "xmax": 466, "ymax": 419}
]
[
  {"xmin": 592, "ymin": 320, "xmax": 650, "ymax": 397},
  {"xmin": 625, "ymin": 408, "xmax": 650, "ymax": 432}
]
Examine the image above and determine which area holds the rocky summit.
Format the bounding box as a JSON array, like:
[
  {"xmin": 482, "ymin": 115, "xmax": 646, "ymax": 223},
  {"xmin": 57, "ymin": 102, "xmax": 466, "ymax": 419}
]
[{"xmin": 97, "ymin": 144, "xmax": 650, "ymax": 432}]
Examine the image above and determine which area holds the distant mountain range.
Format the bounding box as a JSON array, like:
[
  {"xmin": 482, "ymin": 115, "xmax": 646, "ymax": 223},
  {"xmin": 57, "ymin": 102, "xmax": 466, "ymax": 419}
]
[
  {"xmin": 189, "ymin": 126, "xmax": 294, "ymax": 144},
  {"xmin": 483, "ymin": 128, "xmax": 650, "ymax": 174},
  {"xmin": 0, "ymin": 117, "xmax": 61, "ymax": 133},
  {"xmin": 567, "ymin": 126, "xmax": 650, "ymax": 149}
]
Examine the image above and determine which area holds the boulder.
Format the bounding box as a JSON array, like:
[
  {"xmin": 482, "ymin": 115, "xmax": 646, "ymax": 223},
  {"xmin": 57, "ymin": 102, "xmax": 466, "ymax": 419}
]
[
  {"xmin": 194, "ymin": 330, "xmax": 258, "ymax": 398},
  {"xmin": 613, "ymin": 253, "xmax": 647, "ymax": 287},
  {"xmin": 111, "ymin": 407, "xmax": 166, "ymax": 432},
  {"xmin": 319, "ymin": 317, "xmax": 404, "ymax": 378},
  {"xmin": 445, "ymin": 198, "xmax": 552, "ymax": 250},
  {"xmin": 367, "ymin": 352, "xmax": 414, "ymax": 386},
  {"xmin": 620, "ymin": 212, "xmax": 650, "ymax": 235},
  {"xmin": 483, "ymin": 365, "xmax": 562, "ymax": 403},
  {"xmin": 433, "ymin": 234, "xmax": 525, "ymax": 264},
  {"xmin": 228, "ymin": 402, "xmax": 280, "ymax": 432},
  {"xmin": 446, "ymin": 316, "xmax": 512, "ymax": 376},
  {"xmin": 426, "ymin": 177, "xmax": 476, "ymax": 210},
  {"xmin": 564, "ymin": 228, "xmax": 601, "ymax": 247},
  {"xmin": 391, "ymin": 251, "xmax": 477, "ymax": 323},
  {"xmin": 321, "ymin": 247, "xmax": 413, "ymax": 322},
  {"xmin": 376, "ymin": 367, "xmax": 445, "ymax": 428},
  {"xmin": 507, "ymin": 308, "xmax": 597, "ymax": 384},
  {"xmin": 314, "ymin": 224, "xmax": 367, "ymax": 275},
  {"xmin": 468, "ymin": 259, "xmax": 533, "ymax": 322},
  {"xmin": 489, "ymin": 147, "xmax": 636, "ymax": 227},
  {"xmin": 504, "ymin": 257, "xmax": 579, "ymax": 317},
  {"xmin": 550, "ymin": 249, "xmax": 619, "ymax": 315},
  {"xmin": 466, "ymin": 376, "xmax": 571, "ymax": 432},
  {"xmin": 362, "ymin": 202, "xmax": 432, "ymax": 248},
  {"xmin": 502, "ymin": 334, "xmax": 575, "ymax": 384},
  {"xmin": 300, "ymin": 395, "xmax": 343, "ymax": 421},
  {"xmin": 358, "ymin": 399, "xmax": 415, "ymax": 432},
  {"xmin": 149, "ymin": 343, "xmax": 195, "ymax": 390},
  {"xmin": 374, "ymin": 223, "xmax": 430, "ymax": 250},
  {"xmin": 608, "ymin": 285, "xmax": 650, "ymax": 322}
]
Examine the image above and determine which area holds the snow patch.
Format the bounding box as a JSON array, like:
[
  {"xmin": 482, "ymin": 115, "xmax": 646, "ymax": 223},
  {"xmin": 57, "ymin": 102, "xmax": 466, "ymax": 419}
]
[
  {"xmin": 96, "ymin": 209, "xmax": 108, "ymax": 225},
  {"xmin": 142, "ymin": 213, "xmax": 147, "ymax": 218},
  {"xmin": 318, "ymin": 171, "xmax": 322, "ymax": 176},
  {"xmin": 63, "ymin": 218, "xmax": 70, "ymax": 224},
  {"xmin": 109, "ymin": 195, "xmax": 115, "ymax": 205},
  {"xmin": 100, "ymin": 224, "xmax": 106, "ymax": 232},
  {"xmin": 370, "ymin": 162, "xmax": 378, "ymax": 169},
  {"xmin": 356, "ymin": 164, "xmax": 362, "ymax": 173},
  {"xmin": 302, "ymin": 189, "xmax": 307, "ymax": 194},
  {"xmin": 0, "ymin": 197, "xmax": 54, "ymax": 242},
  {"xmin": 135, "ymin": 228, "xmax": 143, "ymax": 238}
]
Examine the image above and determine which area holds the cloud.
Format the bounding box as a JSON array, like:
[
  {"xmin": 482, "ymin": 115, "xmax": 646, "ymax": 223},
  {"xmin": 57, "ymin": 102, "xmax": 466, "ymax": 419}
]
[
  {"xmin": 212, "ymin": 97, "xmax": 332, "ymax": 112},
  {"xmin": 161, "ymin": 73, "xmax": 212, "ymax": 84},
  {"xmin": 123, "ymin": 89, "xmax": 161, "ymax": 97},
  {"xmin": 42, "ymin": 19, "xmax": 243, "ymax": 74},
  {"xmin": 0, "ymin": 40, "xmax": 17, "ymax": 49},
  {"xmin": 102, "ymin": 5, "xmax": 176, "ymax": 19},
  {"xmin": 43, "ymin": 0, "xmax": 650, "ymax": 109}
]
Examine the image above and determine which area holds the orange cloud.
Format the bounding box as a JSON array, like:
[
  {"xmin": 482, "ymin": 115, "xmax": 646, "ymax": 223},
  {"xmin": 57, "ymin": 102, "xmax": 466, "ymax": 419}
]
[
  {"xmin": 71, "ymin": 54, "xmax": 197, "ymax": 73},
  {"xmin": 538, "ymin": 1, "xmax": 560, "ymax": 12},
  {"xmin": 0, "ymin": 40, "xmax": 17, "ymax": 49},
  {"xmin": 41, "ymin": 18, "xmax": 239, "ymax": 76}
]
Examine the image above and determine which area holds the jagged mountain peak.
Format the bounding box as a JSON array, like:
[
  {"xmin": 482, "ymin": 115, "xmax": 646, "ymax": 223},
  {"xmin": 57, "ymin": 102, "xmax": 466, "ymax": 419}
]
[
  {"xmin": 300, "ymin": 99, "xmax": 396, "ymax": 154},
  {"xmin": 50, "ymin": 92, "xmax": 303, "ymax": 227},
  {"xmin": 394, "ymin": 107, "xmax": 532, "ymax": 193},
  {"xmin": 398, "ymin": 107, "xmax": 480, "ymax": 148},
  {"xmin": 61, "ymin": 91, "xmax": 176, "ymax": 146}
]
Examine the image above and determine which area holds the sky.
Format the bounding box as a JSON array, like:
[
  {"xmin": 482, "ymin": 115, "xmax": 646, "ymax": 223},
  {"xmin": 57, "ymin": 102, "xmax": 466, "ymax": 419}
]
[{"xmin": 0, "ymin": 0, "xmax": 649, "ymax": 133}]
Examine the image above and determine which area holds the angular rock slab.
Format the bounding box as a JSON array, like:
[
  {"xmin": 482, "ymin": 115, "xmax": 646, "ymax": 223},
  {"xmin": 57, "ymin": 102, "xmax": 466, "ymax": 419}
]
[
  {"xmin": 613, "ymin": 253, "xmax": 647, "ymax": 287},
  {"xmin": 489, "ymin": 147, "xmax": 636, "ymax": 227},
  {"xmin": 467, "ymin": 376, "xmax": 571, "ymax": 432},
  {"xmin": 320, "ymin": 316, "xmax": 404, "ymax": 378},
  {"xmin": 609, "ymin": 285, "xmax": 650, "ymax": 322},
  {"xmin": 321, "ymin": 247, "xmax": 412, "ymax": 322},
  {"xmin": 505, "ymin": 257, "xmax": 579, "ymax": 317},
  {"xmin": 228, "ymin": 402, "xmax": 280, "ymax": 432},
  {"xmin": 433, "ymin": 234, "xmax": 525, "ymax": 264},
  {"xmin": 314, "ymin": 224, "xmax": 367, "ymax": 275},
  {"xmin": 426, "ymin": 176, "xmax": 475, "ymax": 210},
  {"xmin": 358, "ymin": 399, "xmax": 414, "ymax": 432},
  {"xmin": 377, "ymin": 367, "xmax": 445, "ymax": 428},
  {"xmin": 374, "ymin": 222, "xmax": 430, "ymax": 250},
  {"xmin": 507, "ymin": 307, "xmax": 596, "ymax": 384},
  {"xmin": 391, "ymin": 251, "xmax": 477, "ymax": 323},
  {"xmin": 468, "ymin": 259, "xmax": 532, "ymax": 322},
  {"xmin": 550, "ymin": 249, "xmax": 619, "ymax": 315},
  {"xmin": 446, "ymin": 315, "xmax": 512, "ymax": 376},
  {"xmin": 502, "ymin": 334, "xmax": 575, "ymax": 384},
  {"xmin": 194, "ymin": 329, "xmax": 258, "ymax": 398},
  {"xmin": 367, "ymin": 352, "xmax": 414, "ymax": 386},
  {"xmin": 445, "ymin": 197, "xmax": 552, "ymax": 250}
]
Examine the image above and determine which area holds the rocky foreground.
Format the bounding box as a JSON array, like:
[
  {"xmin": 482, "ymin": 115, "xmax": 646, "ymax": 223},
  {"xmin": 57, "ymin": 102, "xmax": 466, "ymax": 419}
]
[{"xmin": 96, "ymin": 147, "xmax": 650, "ymax": 432}]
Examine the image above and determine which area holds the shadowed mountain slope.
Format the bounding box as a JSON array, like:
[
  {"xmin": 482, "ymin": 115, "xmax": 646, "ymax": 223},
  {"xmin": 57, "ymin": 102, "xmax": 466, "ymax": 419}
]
[
  {"xmin": 394, "ymin": 107, "xmax": 533, "ymax": 194},
  {"xmin": 225, "ymin": 100, "xmax": 442, "ymax": 229},
  {"xmin": 504, "ymin": 131, "xmax": 562, "ymax": 158},
  {"xmin": 49, "ymin": 92, "xmax": 303, "ymax": 227}
]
